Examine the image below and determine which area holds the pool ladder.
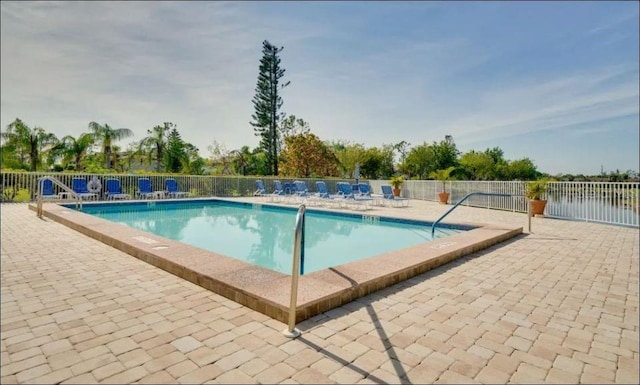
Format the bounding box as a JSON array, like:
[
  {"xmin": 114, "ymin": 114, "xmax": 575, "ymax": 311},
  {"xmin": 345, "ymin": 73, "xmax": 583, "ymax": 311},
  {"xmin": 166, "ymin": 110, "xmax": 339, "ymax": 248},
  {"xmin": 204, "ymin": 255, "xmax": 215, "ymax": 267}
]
[
  {"xmin": 283, "ymin": 204, "xmax": 306, "ymax": 338},
  {"xmin": 36, "ymin": 176, "xmax": 82, "ymax": 218}
]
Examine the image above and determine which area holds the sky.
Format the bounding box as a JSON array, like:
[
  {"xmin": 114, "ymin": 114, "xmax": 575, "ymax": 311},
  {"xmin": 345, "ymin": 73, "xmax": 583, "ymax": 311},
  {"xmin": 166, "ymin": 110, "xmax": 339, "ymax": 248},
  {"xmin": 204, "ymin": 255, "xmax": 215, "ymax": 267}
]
[{"xmin": 1, "ymin": 1, "xmax": 638, "ymax": 176}]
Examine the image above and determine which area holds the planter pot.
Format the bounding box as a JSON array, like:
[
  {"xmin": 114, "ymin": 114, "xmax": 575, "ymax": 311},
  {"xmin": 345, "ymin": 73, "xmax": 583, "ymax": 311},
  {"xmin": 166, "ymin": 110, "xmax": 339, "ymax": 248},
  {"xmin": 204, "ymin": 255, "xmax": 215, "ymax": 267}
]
[
  {"xmin": 393, "ymin": 188, "xmax": 401, "ymax": 197},
  {"xmin": 530, "ymin": 199, "xmax": 547, "ymax": 216},
  {"xmin": 438, "ymin": 192, "xmax": 450, "ymax": 204}
]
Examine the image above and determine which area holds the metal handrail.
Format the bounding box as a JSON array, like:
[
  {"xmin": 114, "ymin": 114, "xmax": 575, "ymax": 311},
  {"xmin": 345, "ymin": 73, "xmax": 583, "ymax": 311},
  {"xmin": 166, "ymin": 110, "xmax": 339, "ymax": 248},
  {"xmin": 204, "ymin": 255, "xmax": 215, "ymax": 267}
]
[
  {"xmin": 283, "ymin": 204, "xmax": 306, "ymax": 338},
  {"xmin": 36, "ymin": 176, "xmax": 82, "ymax": 218},
  {"xmin": 431, "ymin": 192, "xmax": 519, "ymax": 237}
]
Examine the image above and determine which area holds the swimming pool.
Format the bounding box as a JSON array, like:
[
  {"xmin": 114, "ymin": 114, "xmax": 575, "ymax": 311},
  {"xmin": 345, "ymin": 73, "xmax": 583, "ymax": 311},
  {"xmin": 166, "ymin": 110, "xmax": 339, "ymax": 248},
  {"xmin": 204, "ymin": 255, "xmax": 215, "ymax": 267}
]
[
  {"xmin": 79, "ymin": 200, "xmax": 469, "ymax": 274},
  {"xmin": 36, "ymin": 198, "xmax": 522, "ymax": 323}
]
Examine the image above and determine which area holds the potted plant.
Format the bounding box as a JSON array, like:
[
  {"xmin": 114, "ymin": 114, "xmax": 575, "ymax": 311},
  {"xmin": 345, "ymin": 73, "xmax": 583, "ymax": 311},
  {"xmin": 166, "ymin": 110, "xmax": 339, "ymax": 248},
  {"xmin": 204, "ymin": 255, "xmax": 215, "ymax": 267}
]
[
  {"xmin": 389, "ymin": 176, "xmax": 404, "ymax": 197},
  {"xmin": 525, "ymin": 179, "xmax": 548, "ymax": 216},
  {"xmin": 429, "ymin": 166, "xmax": 455, "ymax": 204}
]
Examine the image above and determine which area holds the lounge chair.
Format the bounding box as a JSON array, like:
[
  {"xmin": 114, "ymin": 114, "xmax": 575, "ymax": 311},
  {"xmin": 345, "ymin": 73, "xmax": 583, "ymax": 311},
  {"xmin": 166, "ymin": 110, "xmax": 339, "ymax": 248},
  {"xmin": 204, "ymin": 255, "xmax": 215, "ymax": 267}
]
[
  {"xmin": 71, "ymin": 178, "xmax": 98, "ymax": 200},
  {"xmin": 315, "ymin": 181, "xmax": 331, "ymax": 199},
  {"xmin": 273, "ymin": 180, "xmax": 285, "ymax": 196},
  {"xmin": 165, "ymin": 178, "xmax": 188, "ymax": 198},
  {"xmin": 314, "ymin": 181, "xmax": 340, "ymax": 208},
  {"xmin": 358, "ymin": 183, "xmax": 384, "ymax": 205},
  {"xmin": 105, "ymin": 179, "xmax": 131, "ymax": 200},
  {"xmin": 254, "ymin": 180, "xmax": 267, "ymax": 196},
  {"xmin": 137, "ymin": 178, "xmax": 156, "ymax": 199},
  {"xmin": 381, "ymin": 185, "xmax": 409, "ymax": 207},
  {"xmin": 267, "ymin": 181, "xmax": 286, "ymax": 203},
  {"xmin": 38, "ymin": 179, "xmax": 60, "ymax": 200},
  {"xmin": 283, "ymin": 181, "xmax": 293, "ymax": 195},
  {"xmin": 336, "ymin": 182, "xmax": 373, "ymax": 210},
  {"xmin": 357, "ymin": 183, "xmax": 372, "ymax": 196},
  {"xmin": 293, "ymin": 181, "xmax": 309, "ymax": 197}
]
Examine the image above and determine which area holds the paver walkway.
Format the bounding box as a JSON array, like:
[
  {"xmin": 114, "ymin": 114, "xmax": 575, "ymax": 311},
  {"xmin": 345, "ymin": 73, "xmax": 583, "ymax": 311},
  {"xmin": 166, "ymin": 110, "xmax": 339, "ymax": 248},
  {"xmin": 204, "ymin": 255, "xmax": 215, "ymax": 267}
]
[{"xmin": 1, "ymin": 201, "xmax": 638, "ymax": 384}]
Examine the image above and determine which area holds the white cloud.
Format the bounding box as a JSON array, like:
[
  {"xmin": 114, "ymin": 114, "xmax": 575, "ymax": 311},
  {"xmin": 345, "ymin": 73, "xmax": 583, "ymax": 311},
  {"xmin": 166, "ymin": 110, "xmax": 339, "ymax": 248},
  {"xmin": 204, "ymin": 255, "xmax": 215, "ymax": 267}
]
[{"xmin": 1, "ymin": 1, "xmax": 638, "ymax": 175}]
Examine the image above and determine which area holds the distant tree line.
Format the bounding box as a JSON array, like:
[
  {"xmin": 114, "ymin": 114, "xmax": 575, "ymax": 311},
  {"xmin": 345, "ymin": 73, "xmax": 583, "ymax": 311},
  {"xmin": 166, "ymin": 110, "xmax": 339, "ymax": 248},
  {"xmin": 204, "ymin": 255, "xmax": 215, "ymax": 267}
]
[{"xmin": 0, "ymin": 118, "xmax": 205, "ymax": 175}]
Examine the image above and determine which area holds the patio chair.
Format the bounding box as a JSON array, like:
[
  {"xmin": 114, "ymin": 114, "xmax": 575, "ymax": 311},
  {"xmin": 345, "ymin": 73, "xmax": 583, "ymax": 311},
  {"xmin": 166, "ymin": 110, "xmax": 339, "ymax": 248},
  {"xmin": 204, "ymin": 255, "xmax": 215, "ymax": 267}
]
[
  {"xmin": 357, "ymin": 183, "xmax": 373, "ymax": 196},
  {"xmin": 358, "ymin": 183, "xmax": 385, "ymax": 205},
  {"xmin": 71, "ymin": 178, "xmax": 98, "ymax": 200},
  {"xmin": 165, "ymin": 178, "xmax": 188, "ymax": 198},
  {"xmin": 273, "ymin": 180, "xmax": 285, "ymax": 196},
  {"xmin": 254, "ymin": 180, "xmax": 267, "ymax": 196},
  {"xmin": 293, "ymin": 181, "xmax": 309, "ymax": 197},
  {"xmin": 283, "ymin": 181, "xmax": 293, "ymax": 195},
  {"xmin": 315, "ymin": 181, "xmax": 332, "ymax": 199},
  {"xmin": 38, "ymin": 179, "xmax": 60, "ymax": 200},
  {"xmin": 336, "ymin": 182, "xmax": 373, "ymax": 210},
  {"xmin": 314, "ymin": 181, "xmax": 341, "ymax": 208},
  {"xmin": 137, "ymin": 178, "xmax": 156, "ymax": 199},
  {"xmin": 381, "ymin": 185, "xmax": 409, "ymax": 207},
  {"xmin": 267, "ymin": 180, "xmax": 286, "ymax": 203},
  {"xmin": 105, "ymin": 179, "xmax": 131, "ymax": 200}
]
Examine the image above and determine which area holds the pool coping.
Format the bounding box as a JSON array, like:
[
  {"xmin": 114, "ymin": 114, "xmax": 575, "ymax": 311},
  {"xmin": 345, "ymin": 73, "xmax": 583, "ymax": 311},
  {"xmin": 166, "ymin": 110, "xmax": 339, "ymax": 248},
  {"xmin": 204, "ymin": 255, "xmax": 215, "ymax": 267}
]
[{"xmin": 31, "ymin": 198, "xmax": 523, "ymax": 324}]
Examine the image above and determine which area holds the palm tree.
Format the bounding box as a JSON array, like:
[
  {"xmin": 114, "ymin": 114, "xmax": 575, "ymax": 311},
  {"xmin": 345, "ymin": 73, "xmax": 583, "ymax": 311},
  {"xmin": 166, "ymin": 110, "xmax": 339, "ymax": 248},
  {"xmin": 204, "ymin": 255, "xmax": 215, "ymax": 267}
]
[
  {"xmin": 88, "ymin": 121, "xmax": 133, "ymax": 169},
  {"xmin": 2, "ymin": 118, "xmax": 58, "ymax": 171},
  {"xmin": 139, "ymin": 122, "xmax": 173, "ymax": 172},
  {"xmin": 59, "ymin": 133, "xmax": 94, "ymax": 171}
]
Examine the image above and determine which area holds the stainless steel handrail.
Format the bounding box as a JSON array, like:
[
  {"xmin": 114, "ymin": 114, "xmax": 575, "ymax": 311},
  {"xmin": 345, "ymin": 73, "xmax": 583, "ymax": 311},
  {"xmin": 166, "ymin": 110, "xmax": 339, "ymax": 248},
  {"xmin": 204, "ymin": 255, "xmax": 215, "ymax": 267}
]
[
  {"xmin": 36, "ymin": 176, "xmax": 83, "ymax": 218},
  {"xmin": 283, "ymin": 204, "xmax": 306, "ymax": 338},
  {"xmin": 431, "ymin": 192, "xmax": 520, "ymax": 237}
]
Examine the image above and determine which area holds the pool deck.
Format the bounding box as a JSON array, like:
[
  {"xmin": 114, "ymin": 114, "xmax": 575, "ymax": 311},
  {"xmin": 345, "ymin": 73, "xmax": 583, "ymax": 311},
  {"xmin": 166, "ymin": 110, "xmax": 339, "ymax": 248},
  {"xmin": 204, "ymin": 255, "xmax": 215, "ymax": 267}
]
[
  {"xmin": 25, "ymin": 198, "xmax": 522, "ymax": 327},
  {"xmin": 1, "ymin": 199, "xmax": 638, "ymax": 384}
]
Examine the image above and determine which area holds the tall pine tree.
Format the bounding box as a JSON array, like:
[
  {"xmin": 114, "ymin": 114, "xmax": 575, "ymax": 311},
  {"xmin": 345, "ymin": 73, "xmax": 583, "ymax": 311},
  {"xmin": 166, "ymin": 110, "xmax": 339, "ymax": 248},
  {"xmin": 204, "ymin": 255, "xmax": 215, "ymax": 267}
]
[
  {"xmin": 164, "ymin": 127, "xmax": 186, "ymax": 173},
  {"xmin": 250, "ymin": 40, "xmax": 289, "ymax": 175}
]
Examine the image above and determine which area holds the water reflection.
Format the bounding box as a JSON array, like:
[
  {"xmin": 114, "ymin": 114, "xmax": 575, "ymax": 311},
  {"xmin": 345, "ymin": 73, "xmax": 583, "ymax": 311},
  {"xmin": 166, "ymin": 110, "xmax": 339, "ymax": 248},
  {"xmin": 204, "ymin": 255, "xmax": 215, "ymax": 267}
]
[{"xmin": 84, "ymin": 202, "xmax": 443, "ymax": 274}]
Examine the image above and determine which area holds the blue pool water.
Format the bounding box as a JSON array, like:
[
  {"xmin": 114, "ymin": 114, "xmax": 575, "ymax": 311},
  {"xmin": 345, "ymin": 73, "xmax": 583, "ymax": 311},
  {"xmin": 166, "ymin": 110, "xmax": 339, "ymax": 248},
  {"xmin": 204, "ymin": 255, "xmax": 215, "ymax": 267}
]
[{"xmin": 76, "ymin": 200, "xmax": 470, "ymax": 275}]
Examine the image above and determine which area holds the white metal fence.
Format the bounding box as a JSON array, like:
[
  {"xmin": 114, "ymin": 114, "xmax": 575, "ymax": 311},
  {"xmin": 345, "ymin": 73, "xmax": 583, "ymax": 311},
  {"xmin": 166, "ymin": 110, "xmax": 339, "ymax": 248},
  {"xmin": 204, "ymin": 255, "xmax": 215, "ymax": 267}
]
[
  {"xmin": 1, "ymin": 171, "xmax": 638, "ymax": 228},
  {"xmin": 0, "ymin": 172, "xmax": 350, "ymax": 202},
  {"xmin": 368, "ymin": 179, "xmax": 640, "ymax": 227}
]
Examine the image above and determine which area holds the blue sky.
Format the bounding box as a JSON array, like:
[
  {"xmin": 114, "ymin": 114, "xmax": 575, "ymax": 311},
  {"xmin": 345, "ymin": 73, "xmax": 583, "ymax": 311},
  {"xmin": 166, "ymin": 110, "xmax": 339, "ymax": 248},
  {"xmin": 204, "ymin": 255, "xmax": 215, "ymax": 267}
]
[{"xmin": 1, "ymin": 1, "xmax": 638, "ymax": 175}]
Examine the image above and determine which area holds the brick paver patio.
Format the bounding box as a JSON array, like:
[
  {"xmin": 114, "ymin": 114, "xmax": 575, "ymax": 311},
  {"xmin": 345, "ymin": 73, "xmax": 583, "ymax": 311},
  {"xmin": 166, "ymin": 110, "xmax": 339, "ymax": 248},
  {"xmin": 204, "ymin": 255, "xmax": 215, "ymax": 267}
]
[{"xmin": 1, "ymin": 201, "xmax": 638, "ymax": 384}]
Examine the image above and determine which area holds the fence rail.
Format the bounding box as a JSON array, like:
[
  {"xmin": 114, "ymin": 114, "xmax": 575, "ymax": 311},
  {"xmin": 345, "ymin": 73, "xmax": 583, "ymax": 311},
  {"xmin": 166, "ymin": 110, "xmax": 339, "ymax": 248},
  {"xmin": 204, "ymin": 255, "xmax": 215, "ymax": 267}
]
[
  {"xmin": 368, "ymin": 179, "xmax": 639, "ymax": 227},
  {"xmin": 1, "ymin": 171, "xmax": 638, "ymax": 228}
]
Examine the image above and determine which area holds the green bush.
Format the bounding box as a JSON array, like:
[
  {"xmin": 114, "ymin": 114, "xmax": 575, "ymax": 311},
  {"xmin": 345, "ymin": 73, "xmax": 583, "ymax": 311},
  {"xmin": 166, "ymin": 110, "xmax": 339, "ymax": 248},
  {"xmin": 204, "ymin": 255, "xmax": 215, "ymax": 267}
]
[{"xmin": 1, "ymin": 187, "xmax": 31, "ymax": 202}]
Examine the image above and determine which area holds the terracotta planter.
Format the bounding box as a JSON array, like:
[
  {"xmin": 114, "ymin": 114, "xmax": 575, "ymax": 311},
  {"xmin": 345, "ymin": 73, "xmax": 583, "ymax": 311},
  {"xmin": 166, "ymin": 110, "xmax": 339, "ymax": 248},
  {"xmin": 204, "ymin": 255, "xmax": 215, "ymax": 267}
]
[
  {"xmin": 529, "ymin": 199, "xmax": 547, "ymax": 216},
  {"xmin": 438, "ymin": 192, "xmax": 450, "ymax": 204},
  {"xmin": 393, "ymin": 188, "xmax": 401, "ymax": 197}
]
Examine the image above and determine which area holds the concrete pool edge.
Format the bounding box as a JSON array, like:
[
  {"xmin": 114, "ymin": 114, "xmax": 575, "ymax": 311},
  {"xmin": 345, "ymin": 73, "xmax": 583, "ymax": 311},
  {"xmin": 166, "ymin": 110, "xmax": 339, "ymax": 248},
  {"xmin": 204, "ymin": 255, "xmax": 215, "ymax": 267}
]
[{"xmin": 30, "ymin": 201, "xmax": 523, "ymax": 324}]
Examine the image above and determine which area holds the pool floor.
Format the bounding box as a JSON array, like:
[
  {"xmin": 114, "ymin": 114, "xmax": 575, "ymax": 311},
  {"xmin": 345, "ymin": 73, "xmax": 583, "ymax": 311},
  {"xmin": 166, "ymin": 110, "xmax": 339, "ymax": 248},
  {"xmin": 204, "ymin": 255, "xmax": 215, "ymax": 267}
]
[{"xmin": 31, "ymin": 198, "xmax": 523, "ymax": 323}]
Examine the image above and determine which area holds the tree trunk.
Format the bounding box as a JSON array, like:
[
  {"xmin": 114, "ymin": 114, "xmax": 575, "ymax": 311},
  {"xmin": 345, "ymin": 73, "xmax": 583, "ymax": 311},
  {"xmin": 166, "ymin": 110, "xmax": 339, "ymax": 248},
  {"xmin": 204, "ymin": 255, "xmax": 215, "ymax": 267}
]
[
  {"xmin": 105, "ymin": 146, "xmax": 111, "ymax": 169},
  {"xmin": 30, "ymin": 149, "xmax": 38, "ymax": 171}
]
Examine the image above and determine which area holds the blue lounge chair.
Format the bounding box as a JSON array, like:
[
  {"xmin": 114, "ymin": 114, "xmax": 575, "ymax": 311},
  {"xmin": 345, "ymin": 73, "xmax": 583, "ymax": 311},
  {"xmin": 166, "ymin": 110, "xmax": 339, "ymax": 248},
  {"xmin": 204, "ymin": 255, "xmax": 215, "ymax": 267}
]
[
  {"xmin": 38, "ymin": 179, "xmax": 60, "ymax": 200},
  {"xmin": 266, "ymin": 180, "xmax": 286, "ymax": 203},
  {"xmin": 293, "ymin": 181, "xmax": 309, "ymax": 197},
  {"xmin": 137, "ymin": 178, "xmax": 156, "ymax": 199},
  {"xmin": 273, "ymin": 180, "xmax": 285, "ymax": 196},
  {"xmin": 166, "ymin": 178, "xmax": 188, "ymax": 198},
  {"xmin": 357, "ymin": 183, "xmax": 385, "ymax": 205},
  {"xmin": 105, "ymin": 179, "xmax": 131, "ymax": 200},
  {"xmin": 313, "ymin": 181, "xmax": 341, "ymax": 208},
  {"xmin": 381, "ymin": 185, "xmax": 409, "ymax": 207},
  {"xmin": 357, "ymin": 183, "xmax": 373, "ymax": 196},
  {"xmin": 254, "ymin": 180, "xmax": 267, "ymax": 196},
  {"xmin": 71, "ymin": 178, "xmax": 98, "ymax": 200},
  {"xmin": 283, "ymin": 182, "xmax": 292, "ymax": 195},
  {"xmin": 315, "ymin": 181, "xmax": 331, "ymax": 199},
  {"xmin": 337, "ymin": 182, "xmax": 373, "ymax": 210}
]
